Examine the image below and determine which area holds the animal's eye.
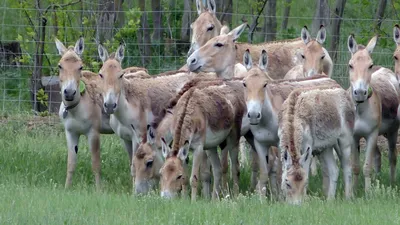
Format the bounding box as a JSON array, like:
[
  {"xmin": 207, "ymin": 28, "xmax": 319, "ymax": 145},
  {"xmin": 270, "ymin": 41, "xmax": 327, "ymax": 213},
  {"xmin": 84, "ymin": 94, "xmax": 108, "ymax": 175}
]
[
  {"xmin": 394, "ymin": 56, "xmax": 398, "ymax": 60},
  {"xmin": 146, "ymin": 160, "xmax": 154, "ymax": 168},
  {"xmin": 79, "ymin": 66, "xmax": 83, "ymax": 71},
  {"xmin": 119, "ymin": 73, "xmax": 125, "ymax": 79},
  {"xmin": 301, "ymin": 54, "xmax": 305, "ymax": 59},
  {"xmin": 242, "ymin": 82, "xmax": 247, "ymax": 87},
  {"xmin": 177, "ymin": 175, "xmax": 182, "ymax": 180},
  {"xmin": 214, "ymin": 43, "xmax": 224, "ymax": 47},
  {"xmin": 207, "ymin": 25, "xmax": 214, "ymax": 31},
  {"xmin": 58, "ymin": 64, "xmax": 62, "ymax": 70},
  {"xmin": 263, "ymin": 83, "xmax": 267, "ymax": 88},
  {"xmin": 349, "ymin": 64, "xmax": 353, "ymax": 69},
  {"xmin": 99, "ymin": 73, "xmax": 103, "ymax": 78},
  {"xmin": 368, "ymin": 64, "xmax": 373, "ymax": 69},
  {"xmin": 286, "ymin": 182, "xmax": 292, "ymax": 189},
  {"xmin": 321, "ymin": 55, "xmax": 325, "ymax": 60}
]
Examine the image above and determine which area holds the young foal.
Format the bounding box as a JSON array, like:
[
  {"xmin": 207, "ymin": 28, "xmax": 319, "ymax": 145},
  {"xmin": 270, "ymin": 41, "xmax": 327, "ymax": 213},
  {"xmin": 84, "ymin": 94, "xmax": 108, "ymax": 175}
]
[
  {"xmin": 55, "ymin": 38, "xmax": 114, "ymax": 190},
  {"xmin": 347, "ymin": 35, "xmax": 400, "ymax": 191},
  {"xmin": 284, "ymin": 25, "xmax": 333, "ymax": 79},
  {"xmin": 279, "ymin": 87, "xmax": 355, "ymax": 204}
]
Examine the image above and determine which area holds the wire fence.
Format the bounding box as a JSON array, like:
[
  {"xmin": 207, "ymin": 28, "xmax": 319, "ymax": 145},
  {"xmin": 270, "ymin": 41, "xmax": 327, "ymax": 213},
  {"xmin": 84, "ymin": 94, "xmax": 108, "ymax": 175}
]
[{"xmin": 0, "ymin": 0, "xmax": 399, "ymax": 122}]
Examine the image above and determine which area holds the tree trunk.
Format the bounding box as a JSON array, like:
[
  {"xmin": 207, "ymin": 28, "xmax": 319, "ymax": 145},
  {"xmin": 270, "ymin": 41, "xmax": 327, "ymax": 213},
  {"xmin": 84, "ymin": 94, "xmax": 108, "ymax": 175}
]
[
  {"xmin": 264, "ymin": 0, "xmax": 277, "ymax": 41},
  {"xmin": 151, "ymin": 0, "xmax": 163, "ymax": 42},
  {"xmin": 375, "ymin": 0, "xmax": 387, "ymax": 31},
  {"xmin": 312, "ymin": 0, "xmax": 330, "ymax": 35},
  {"xmin": 138, "ymin": 0, "xmax": 151, "ymax": 65},
  {"xmin": 329, "ymin": 0, "xmax": 347, "ymax": 64},
  {"xmin": 31, "ymin": 0, "xmax": 46, "ymax": 112},
  {"xmin": 219, "ymin": 0, "xmax": 233, "ymax": 24},
  {"xmin": 96, "ymin": 0, "xmax": 115, "ymax": 44},
  {"xmin": 281, "ymin": 0, "xmax": 291, "ymax": 31},
  {"xmin": 180, "ymin": 0, "xmax": 191, "ymax": 41},
  {"xmin": 114, "ymin": 0, "xmax": 125, "ymax": 27},
  {"xmin": 248, "ymin": 0, "xmax": 268, "ymax": 43}
]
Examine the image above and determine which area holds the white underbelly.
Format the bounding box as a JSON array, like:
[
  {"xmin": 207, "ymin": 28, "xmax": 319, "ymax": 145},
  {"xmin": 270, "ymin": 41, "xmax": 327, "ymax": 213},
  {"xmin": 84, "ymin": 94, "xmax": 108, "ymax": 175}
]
[
  {"xmin": 204, "ymin": 128, "xmax": 230, "ymax": 148},
  {"xmin": 251, "ymin": 125, "xmax": 278, "ymax": 145},
  {"xmin": 110, "ymin": 115, "xmax": 137, "ymax": 141}
]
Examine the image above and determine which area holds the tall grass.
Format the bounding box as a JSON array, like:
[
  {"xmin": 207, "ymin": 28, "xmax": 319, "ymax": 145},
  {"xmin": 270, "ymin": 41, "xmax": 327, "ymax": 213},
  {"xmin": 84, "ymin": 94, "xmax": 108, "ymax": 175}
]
[{"xmin": 1, "ymin": 115, "xmax": 400, "ymax": 224}]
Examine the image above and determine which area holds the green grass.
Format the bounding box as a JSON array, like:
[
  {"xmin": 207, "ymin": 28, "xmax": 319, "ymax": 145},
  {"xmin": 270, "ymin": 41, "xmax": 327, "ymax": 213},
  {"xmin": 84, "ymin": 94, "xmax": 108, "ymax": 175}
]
[{"xmin": 1, "ymin": 115, "xmax": 400, "ymax": 224}]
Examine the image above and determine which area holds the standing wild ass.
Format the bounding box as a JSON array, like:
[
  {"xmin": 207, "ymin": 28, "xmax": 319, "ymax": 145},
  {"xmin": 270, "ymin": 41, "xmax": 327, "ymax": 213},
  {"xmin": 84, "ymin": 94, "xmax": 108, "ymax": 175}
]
[
  {"xmin": 97, "ymin": 44, "xmax": 217, "ymax": 194},
  {"xmin": 279, "ymin": 87, "xmax": 355, "ymax": 204},
  {"xmin": 393, "ymin": 25, "xmax": 400, "ymax": 120},
  {"xmin": 347, "ymin": 35, "xmax": 400, "ymax": 191},
  {"xmin": 55, "ymin": 38, "xmax": 114, "ymax": 190},
  {"xmin": 159, "ymin": 78, "xmax": 246, "ymax": 200},
  {"xmin": 284, "ymin": 25, "xmax": 333, "ymax": 79}
]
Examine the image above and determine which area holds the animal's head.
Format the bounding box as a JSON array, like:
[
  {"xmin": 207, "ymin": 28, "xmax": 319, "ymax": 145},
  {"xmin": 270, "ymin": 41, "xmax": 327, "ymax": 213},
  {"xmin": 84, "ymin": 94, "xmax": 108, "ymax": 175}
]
[
  {"xmin": 281, "ymin": 147, "xmax": 312, "ymax": 205},
  {"xmin": 159, "ymin": 139, "xmax": 189, "ymax": 199},
  {"xmin": 98, "ymin": 43, "xmax": 125, "ymax": 114},
  {"xmin": 188, "ymin": 0, "xmax": 222, "ymax": 56},
  {"xmin": 133, "ymin": 125, "xmax": 164, "ymax": 195},
  {"xmin": 300, "ymin": 25, "xmax": 327, "ymax": 77},
  {"xmin": 55, "ymin": 37, "xmax": 84, "ymax": 105},
  {"xmin": 393, "ymin": 25, "xmax": 400, "ymax": 81},
  {"xmin": 347, "ymin": 34, "xmax": 377, "ymax": 103},
  {"xmin": 187, "ymin": 23, "xmax": 247, "ymax": 74},
  {"xmin": 242, "ymin": 49, "xmax": 269, "ymax": 125}
]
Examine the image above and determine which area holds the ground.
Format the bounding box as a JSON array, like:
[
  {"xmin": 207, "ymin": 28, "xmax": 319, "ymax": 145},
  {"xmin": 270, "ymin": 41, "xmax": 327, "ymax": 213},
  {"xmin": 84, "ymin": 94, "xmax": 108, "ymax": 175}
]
[{"xmin": 1, "ymin": 114, "xmax": 400, "ymax": 224}]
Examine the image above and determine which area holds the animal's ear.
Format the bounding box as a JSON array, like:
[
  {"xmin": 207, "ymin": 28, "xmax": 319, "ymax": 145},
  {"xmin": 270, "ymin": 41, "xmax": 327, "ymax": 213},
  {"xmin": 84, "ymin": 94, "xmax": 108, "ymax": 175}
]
[
  {"xmin": 366, "ymin": 35, "xmax": 378, "ymax": 54},
  {"xmin": 161, "ymin": 137, "xmax": 170, "ymax": 159},
  {"xmin": 146, "ymin": 125, "xmax": 156, "ymax": 145},
  {"xmin": 98, "ymin": 44, "xmax": 109, "ymax": 63},
  {"xmin": 316, "ymin": 25, "xmax": 326, "ymax": 45},
  {"xmin": 228, "ymin": 23, "xmax": 247, "ymax": 42},
  {"xmin": 301, "ymin": 26, "xmax": 311, "ymax": 45},
  {"xmin": 196, "ymin": 0, "xmax": 205, "ymax": 15},
  {"xmin": 115, "ymin": 43, "xmax": 125, "ymax": 63},
  {"xmin": 177, "ymin": 140, "xmax": 190, "ymax": 161},
  {"xmin": 55, "ymin": 38, "xmax": 67, "ymax": 56},
  {"xmin": 300, "ymin": 146, "xmax": 312, "ymax": 169},
  {"xmin": 347, "ymin": 34, "xmax": 358, "ymax": 55},
  {"xmin": 394, "ymin": 25, "xmax": 400, "ymax": 45},
  {"xmin": 243, "ymin": 49, "xmax": 252, "ymax": 70},
  {"xmin": 74, "ymin": 37, "xmax": 84, "ymax": 57},
  {"xmin": 259, "ymin": 49, "xmax": 268, "ymax": 72},
  {"xmin": 207, "ymin": 0, "xmax": 216, "ymax": 14},
  {"xmin": 220, "ymin": 25, "xmax": 230, "ymax": 35}
]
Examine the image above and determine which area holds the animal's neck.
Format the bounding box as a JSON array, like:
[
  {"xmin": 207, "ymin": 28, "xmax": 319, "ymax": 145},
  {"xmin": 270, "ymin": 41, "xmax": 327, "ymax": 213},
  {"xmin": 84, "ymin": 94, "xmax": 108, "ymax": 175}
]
[{"xmin": 217, "ymin": 65, "xmax": 235, "ymax": 79}]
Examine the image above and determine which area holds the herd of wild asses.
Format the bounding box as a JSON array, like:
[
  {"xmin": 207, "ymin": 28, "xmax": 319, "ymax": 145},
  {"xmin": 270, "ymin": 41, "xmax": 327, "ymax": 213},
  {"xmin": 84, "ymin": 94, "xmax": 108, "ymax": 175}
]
[{"xmin": 54, "ymin": 0, "xmax": 400, "ymax": 204}]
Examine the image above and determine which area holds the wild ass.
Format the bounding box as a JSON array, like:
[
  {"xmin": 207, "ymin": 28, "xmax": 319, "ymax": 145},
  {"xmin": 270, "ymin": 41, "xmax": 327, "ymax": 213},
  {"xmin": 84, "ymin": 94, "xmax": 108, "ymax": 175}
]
[
  {"xmin": 284, "ymin": 25, "xmax": 333, "ymax": 79},
  {"xmin": 242, "ymin": 59, "xmax": 341, "ymax": 196},
  {"xmin": 279, "ymin": 87, "xmax": 355, "ymax": 204},
  {"xmin": 393, "ymin": 25, "xmax": 400, "ymax": 120},
  {"xmin": 97, "ymin": 44, "xmax": 217, "ymax": 194},
  {"xmin": 55, "ymin": 38, "xmax": 114, "ymax": 190},
  {"xmin": 347, "ymin": 35, "xmax": 400, "ymax": 191},
  {"xmin": 159, "ymin": 78, "xmax": 246, "ymax": 201}
]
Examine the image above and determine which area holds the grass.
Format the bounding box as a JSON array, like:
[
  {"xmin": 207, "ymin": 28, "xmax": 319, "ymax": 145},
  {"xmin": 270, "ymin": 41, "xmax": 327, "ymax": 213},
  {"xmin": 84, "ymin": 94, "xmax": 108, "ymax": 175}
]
[{"xmin": 1, "ymin": 114, "xmax": 400, "ymax": 224}]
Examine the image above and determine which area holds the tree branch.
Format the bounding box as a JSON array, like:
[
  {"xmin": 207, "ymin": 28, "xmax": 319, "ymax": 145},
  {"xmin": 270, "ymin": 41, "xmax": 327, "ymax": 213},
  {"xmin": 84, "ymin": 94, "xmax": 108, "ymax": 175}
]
[
  {"xmin": 43, "ymin": 0, "xmax": 82, "ymax": 15},
  {"xmin": 248, "ymin": 0, "xmax": 268, "ymax": 43}
]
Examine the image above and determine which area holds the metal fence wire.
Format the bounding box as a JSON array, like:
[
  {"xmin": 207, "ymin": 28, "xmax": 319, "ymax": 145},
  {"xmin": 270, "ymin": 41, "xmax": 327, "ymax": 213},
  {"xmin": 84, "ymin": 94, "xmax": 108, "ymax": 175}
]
[{"xmin": 0, "ymin": 0, "xmax": 399, "ymax": 120}]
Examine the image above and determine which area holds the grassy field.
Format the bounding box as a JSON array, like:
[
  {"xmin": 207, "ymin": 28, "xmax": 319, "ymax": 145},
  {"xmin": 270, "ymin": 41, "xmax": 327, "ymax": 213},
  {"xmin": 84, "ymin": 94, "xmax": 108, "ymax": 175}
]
[{"xmin": 1, "ymin": 115, "xmax": 400, "ymax": 225}]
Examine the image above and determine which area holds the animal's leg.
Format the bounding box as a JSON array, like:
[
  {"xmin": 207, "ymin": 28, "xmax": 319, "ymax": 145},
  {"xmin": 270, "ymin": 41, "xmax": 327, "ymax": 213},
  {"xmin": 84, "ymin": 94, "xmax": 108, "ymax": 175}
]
[
  {"xmin": 220, "ymin": 146, "xmax": 229, "ymax": 193},
  {"xmin": 227, "ymin": 142, "xmax": 240, "ymax": 197},
  {"xmin": 130, "ymin": 140, "xmax": 139, "ymax": 192},
  {"xmin": 310, "ymin": 156, "xmax": 318, "ymax": 177},
  {"xmin": 317, "ymin": 152, "xmax": 329, "ymax": 196},
  {"xmin": 244, "ymin": 132, "xmax": 259, "ymax": 191},
  {"xmin": 374, "ymin": 145, "xmax": 381, "ymax": 174},
  {"xmin": 387, "ymin": 131, "xmax": 398, "ymax": 185},
  {"xmin": 351, "ymin": 136, "xmax": 361, "ymax": 191},
  {"xmin": 122, "ymin": 139, "xmax": 133, "ymax": 170},
  {"xmin": 88, "ymin": 130, "xmax": 101, "ymax": 190},
  {"xmin": 364, "ymin": 130, "xmax": 379, "ymax": 192},
  {"xmin": 206, "ymin": 149, "xmax": 222, "ymax": 200},
  {"xmin": 190, "ymin": 146, "xmax": 204, "ymax": 201},
  {"xmin": 65, "ymin": 131, "xmax": 79, "ymax": 189},
  {"xmin": 254, "ymin": 140, "xmax": 269, "ymax": 197},
  {"xmin": 338, "ymin": 136, "xmax": 354, "ymax": 199},
  {"xmin": 268, "ymin": 147, "xmax": 279, "ymax": 198},
  {"xmin": 320, "ymin": 148, "xmax": 339, "ymax": 200},
  {"xmin": 200, "ymin": 149, "xmax": 212, "ymax": 199},
  {"xmin": 239, "ymin": 136, "xmax": 248, "ymax": 168}
]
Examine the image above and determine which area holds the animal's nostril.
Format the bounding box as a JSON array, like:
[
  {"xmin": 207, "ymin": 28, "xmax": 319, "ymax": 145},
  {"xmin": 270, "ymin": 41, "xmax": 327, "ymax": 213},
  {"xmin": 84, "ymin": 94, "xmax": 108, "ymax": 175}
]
[
  {"xmin": 247, "ymin": 113, "xmax": 251, "ymax": 118},
  {"xmin": 113, "ymin": 103, "xmax": 117, "ymax": 108},
  {"xmin": 257, "ymin": 113, "xmax": 261, "ymax": 119},
  {"xmin": 353, "ymin": 90, "xmax": 358, "ymax": 95},
  {"xmin": 363, "ymin": 90, "xmax": 367, "ymax": 95},
  {"xmin": 72, "ymin": 90, "xmax": 76, "ymax": 96},
  {"xmin": 64, "ymin": 89, "xmax": 67, "ymax": 95},
  {"xmin": 191, "ymin": 58, "xmax": 196, "ymax": 64},
  {"xmin": 104, "ymin": 103, "xmax": 108, "ymax": 108}
]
